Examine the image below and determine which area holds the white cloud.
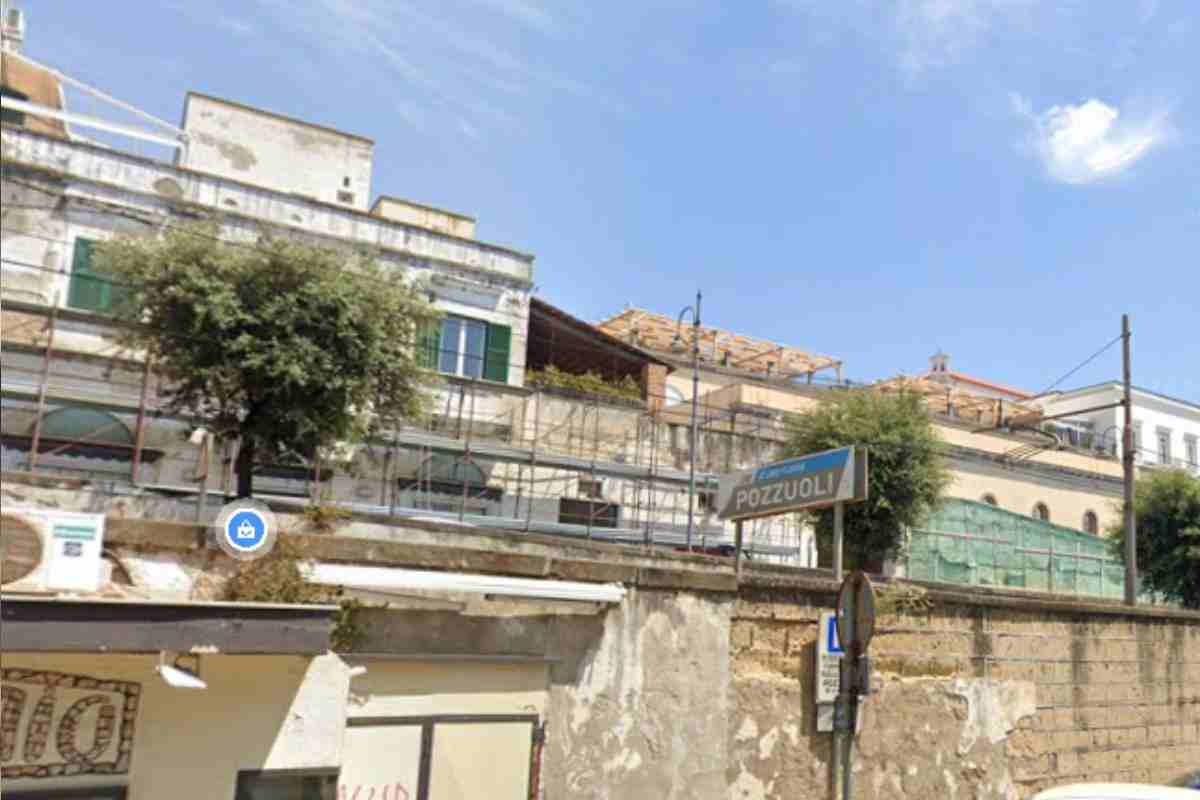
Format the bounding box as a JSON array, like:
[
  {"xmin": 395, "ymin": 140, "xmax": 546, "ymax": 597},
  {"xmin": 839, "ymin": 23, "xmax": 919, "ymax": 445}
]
[{"xmin": 1012, "ymin": 95, "xmax": 1171, "ymax": 184}]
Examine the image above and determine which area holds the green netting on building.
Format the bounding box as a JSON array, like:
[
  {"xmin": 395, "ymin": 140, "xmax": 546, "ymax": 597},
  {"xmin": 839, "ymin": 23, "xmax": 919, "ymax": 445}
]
[{"xmin": 906, "ymin": 498, "xmax": 1126, "ymax": 599}]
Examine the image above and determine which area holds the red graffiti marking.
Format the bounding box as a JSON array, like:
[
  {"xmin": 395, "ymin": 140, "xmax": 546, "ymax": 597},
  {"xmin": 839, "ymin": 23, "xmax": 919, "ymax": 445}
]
[{"xmin": 339, "ymin": 783, "xmax": 410, "ymax": 800}]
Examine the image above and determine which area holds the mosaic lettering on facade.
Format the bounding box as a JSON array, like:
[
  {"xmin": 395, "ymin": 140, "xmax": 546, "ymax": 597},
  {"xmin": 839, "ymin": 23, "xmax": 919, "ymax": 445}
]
[{"xmin": 0, "ymin": 669, "xmax": 140, "ymax": 779}]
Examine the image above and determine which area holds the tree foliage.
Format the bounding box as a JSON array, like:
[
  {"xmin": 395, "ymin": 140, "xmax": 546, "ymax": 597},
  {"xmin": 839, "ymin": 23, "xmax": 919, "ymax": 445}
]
[
  {"xmin": 783, "ymin": 389, "xmax": 952, "ymax": 569},
  {"xmin": 1108, "ymin": 469, "xmax": 1200, "ymax": 608},
  {"xmin": 97, "ymin": 225, "xmax": 440, "ymax": 496}
]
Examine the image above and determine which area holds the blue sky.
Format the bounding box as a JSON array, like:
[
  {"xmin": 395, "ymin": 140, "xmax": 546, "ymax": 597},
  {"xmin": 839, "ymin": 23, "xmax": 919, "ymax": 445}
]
[{"xmin": 22, "ymin": 0, "xmax": 1200, "ymax": 401}]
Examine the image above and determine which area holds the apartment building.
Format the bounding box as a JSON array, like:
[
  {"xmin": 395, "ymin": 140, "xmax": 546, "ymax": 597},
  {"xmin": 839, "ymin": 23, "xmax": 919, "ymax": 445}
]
[
  {"xmin": 1031, "ymin": 382, "xmax": 1200, "ymax": 475},
  {"xmin": 1, "ymin": 17, "xmax": 539, "ymax": 492}
]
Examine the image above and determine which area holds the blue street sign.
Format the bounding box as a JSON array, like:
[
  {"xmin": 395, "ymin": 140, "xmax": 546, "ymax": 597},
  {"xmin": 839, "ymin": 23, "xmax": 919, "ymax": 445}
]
[{"xmin": 717, "ymin": 446, "xmax": 869, "ymax": 521}]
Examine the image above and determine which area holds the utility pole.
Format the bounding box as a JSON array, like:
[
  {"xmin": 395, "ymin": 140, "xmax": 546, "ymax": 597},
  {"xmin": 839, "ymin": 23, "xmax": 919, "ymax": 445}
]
[
  {"xmin": 686, "ymin": 291, "xmax": 702, "ymax": 550},
  {"xmin": 1122, "ymin": 314, "xmax": 1137, "ymax": 606}
]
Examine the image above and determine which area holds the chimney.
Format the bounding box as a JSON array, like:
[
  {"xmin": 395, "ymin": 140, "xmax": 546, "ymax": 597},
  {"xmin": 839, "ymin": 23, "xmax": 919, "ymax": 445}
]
[
  {"xmin": 930, "ymin": 351, "xmax": 950, "ymax": 374},
  {"xmin": 1, "ymin": 2, "xmax": 25, "ymax": 53}
]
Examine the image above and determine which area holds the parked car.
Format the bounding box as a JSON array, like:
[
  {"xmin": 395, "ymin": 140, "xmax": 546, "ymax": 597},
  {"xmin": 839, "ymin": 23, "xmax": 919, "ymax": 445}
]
[{"xmin": 1033, "ymin": 784, "xmax": 1199, "ymax": 799}]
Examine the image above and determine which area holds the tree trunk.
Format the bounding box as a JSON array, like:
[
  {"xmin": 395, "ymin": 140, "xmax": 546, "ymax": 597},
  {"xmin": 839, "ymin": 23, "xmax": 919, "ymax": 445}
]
[{"xmin": 235, "ymin": 434, "xmax": 255, "ymax": 499}]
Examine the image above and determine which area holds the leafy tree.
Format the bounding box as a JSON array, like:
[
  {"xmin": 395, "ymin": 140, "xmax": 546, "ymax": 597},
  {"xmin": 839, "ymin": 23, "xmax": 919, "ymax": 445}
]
[
  {"xmin": 782, "ymin": 389, "xmax": 952, "ymax": 569},
  {"xmin": 1109, "ymin": 469, "xmax": 1200, "ymax": 608},
  {"xmin": 97, "ymin": 225, "xmax": 440, "ymax": 497}
]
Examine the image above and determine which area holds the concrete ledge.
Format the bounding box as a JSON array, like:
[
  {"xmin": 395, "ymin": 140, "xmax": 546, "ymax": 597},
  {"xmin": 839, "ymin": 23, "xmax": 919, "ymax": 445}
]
[{"xmin": 87, "ymin": 511, "xmax": 1200, "ymax": 622}]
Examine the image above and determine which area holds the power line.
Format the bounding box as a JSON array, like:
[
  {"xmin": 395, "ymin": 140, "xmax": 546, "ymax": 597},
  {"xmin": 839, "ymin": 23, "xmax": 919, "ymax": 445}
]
[{"xmin": 1037, "ymin": 334, "xmax": 1123, "ymax": 397}]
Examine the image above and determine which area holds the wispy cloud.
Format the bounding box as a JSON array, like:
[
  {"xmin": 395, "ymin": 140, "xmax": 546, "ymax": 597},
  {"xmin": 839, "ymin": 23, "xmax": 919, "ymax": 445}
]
[
  {"xmin": 893, "ymin": 0, "xmax": 1036, "ymax": 75},
  {"xmin": 465, "ymin": 0, "xmax": 561, "ymax": 35},
  {"xmin": 248, "ymin": 0, "xmax": 607, "ymax": 138},
  {"xmin": 215, "ymin": 15, "xmax": 256, "ymax": 37},
  {"xmin": 1011, "ymin": 94, "xmax": 1172, "ymax": 184}
]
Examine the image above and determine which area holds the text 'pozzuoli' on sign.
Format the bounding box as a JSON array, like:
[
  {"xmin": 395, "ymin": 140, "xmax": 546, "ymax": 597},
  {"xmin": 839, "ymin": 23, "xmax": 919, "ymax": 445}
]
[{"xmin": 716, "ymin": 446, "xmax": 868, "ymax": 522}]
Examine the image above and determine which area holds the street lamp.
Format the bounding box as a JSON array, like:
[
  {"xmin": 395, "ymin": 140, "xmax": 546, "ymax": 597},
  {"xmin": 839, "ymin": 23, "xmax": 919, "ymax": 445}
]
[{"xmin": 673, "ymin": 292, "xmax": 702, "ymax": 550}]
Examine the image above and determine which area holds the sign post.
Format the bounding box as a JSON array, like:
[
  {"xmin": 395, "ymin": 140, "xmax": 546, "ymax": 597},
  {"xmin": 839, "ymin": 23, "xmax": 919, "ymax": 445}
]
[
  {"xmin": 717, "ymin": 446, "xmax": 870, "ymax": 799},
  {"xmin": 834, "ymin": 570, "xmax": 877, "ymax": 800}
]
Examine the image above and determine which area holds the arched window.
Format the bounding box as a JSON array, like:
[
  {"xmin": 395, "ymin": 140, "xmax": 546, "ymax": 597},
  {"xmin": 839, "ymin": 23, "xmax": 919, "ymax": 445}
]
[
  {"xmin": 1032, "ymin": 502, "xmax": 1050, "ymax": 522},
  {"xmin": 1082, "ymin": 511, "xmax": 1098, "ymax": 535},
  {"xmin": 981, "ymin": 493, "xmax": 998, "ymax": 506},
  {"xmin": 664, "ymin": 385, "xmax": 686, "ymax": 407}
]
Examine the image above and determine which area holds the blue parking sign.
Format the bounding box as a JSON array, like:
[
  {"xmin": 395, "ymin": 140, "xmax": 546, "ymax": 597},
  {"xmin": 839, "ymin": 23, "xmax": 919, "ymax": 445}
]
[{"xmin": 826, "ymin": 613, "xmax": 843, "ymax": 655}]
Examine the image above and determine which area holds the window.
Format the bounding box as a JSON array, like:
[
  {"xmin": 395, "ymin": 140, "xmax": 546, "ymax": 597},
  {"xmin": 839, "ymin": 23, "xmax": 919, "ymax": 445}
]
[
  {"xmin": 578, "ymin": 477, "xmax": 604, "ymax": 499},
  {"xmin": 1032, "ymin": 502, "xmax": 1050, "ymax": 522},
  {"xmin": 235, "ymin": 769, "xmax": 338, "ymax": 800},
  {"xmin": 1, "ymin": 84, "xmax": 29, "ymax": 126},
  {"xmin": 698, "ymin": 489, "xmax": 716, "ymax": 511},
  {"xmin": 419, "ymin": 316, "xmax": 510, "ymax": 383},
  {"xmin": 1132, "ymin": 422, "xmax": 1143, "ymax": 461},
  {"xmin": 559, "ymin": 497, "xmax": 619, "ymax": 528},
  {"xmin": 981, "ymin": 493, "xmax": 998, "ymax": 506},
  {"xmin": 1082, "ymin": 511, "xmax": 1098, "ymax": 535},
  {"xmin": 1157, "ymin": 427, "xmax": 1173, "ymax": 465},
  {"xmin": 1186, "ymin": 435, "xmax": 1198, "ymax": 468},
  {"xmin": 664, "ymin": 385, "xmax": 686, "ymax": 406},
  {"xmin": 67, "ymin": 237, "xmax": 127, "ymax": 313}
]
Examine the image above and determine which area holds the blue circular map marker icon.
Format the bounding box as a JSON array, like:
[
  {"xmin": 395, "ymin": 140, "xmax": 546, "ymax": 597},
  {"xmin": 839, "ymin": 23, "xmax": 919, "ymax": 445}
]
[
  {"xmin": 213, "ymin": 500, "xmax": 278, "ymax": 561},
  {"xmin": 226, "ymin": 510, "xmax": 268, "ymax": 552}
]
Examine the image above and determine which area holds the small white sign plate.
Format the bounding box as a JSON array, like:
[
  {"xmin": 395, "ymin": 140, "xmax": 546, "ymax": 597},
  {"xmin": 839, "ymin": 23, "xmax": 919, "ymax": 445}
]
[{"xmin": 815, "ymin": 611, "xmax": 844, "ymax": 705}]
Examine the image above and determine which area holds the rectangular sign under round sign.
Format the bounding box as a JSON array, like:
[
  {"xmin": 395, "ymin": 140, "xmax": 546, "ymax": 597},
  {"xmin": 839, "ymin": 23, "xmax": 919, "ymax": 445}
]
[{"xmin": 716, "ymin": 446, "xmax": 868, "ymax": 521}]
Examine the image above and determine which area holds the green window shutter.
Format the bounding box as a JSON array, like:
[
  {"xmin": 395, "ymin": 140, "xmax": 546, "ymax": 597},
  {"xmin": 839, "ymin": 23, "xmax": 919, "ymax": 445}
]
[
  {"xmin": 416, "ymin": 319, "xmax": 441, "ymax": 370},
  {"xmin": 483, "ymin": 323, "xmax": 511, "ymax": 383},
  {"xmin": 67, "ymin": 238, "xmax": 108, "ymax": 312}
]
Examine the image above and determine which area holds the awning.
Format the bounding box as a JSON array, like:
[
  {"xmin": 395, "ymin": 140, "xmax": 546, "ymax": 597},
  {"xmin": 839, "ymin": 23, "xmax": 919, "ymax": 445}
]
[
  {"xmin": 0, "ymin": 596, "xmax": 338, "ymax": 654},
  {"xmin": 302, "ymin": 562, "xmax": 626, "ymax": 604}
]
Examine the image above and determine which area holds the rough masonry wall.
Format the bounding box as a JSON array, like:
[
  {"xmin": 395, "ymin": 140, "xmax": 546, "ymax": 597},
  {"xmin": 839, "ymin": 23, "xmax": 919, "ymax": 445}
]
[{"xmin": 732, "ymin": 584, "xmax": 1200, "ymax": 799}]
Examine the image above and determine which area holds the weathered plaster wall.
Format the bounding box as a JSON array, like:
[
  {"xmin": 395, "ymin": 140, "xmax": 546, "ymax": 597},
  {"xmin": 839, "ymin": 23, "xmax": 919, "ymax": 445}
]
[
  {"xmin": 544, "ymin": 588, "xmax": 733, "ymax": 799},
  {"xmin": 2, "ymin": 502, "xmax": 1196, "ymax": 799},
  {"xmin": 180, "ymin": 93, "xmax": 374, "ymax": 211}
]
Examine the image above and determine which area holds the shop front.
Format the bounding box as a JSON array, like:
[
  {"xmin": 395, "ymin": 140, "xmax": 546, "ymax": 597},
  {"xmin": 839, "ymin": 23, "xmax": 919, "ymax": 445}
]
[{"xmin": 1, "ymin": 596, "xmax": 345, "ymax": 800}]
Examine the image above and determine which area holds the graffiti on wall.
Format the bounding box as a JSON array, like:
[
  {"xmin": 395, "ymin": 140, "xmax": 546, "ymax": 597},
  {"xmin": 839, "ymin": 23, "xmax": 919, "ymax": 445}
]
[{"xmin": 1, "ymin": 668, "xmax": 140, "ymax": 779}]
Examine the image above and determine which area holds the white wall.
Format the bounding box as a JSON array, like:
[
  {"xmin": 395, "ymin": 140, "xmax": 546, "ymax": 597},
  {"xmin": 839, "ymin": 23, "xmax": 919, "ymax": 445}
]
[{"xmin": 180, "ymin": 93, "xmax": 374, "ymax": 211}]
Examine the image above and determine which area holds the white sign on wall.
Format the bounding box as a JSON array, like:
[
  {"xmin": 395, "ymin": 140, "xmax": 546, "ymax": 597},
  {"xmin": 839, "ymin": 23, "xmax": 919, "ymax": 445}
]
[
  {"xmin": 815, "ymin": 612, "xmax": 844, "ymax": 704},
  {"xmin": 814, "ymin": 612, "xmax": 843, "ymax": 733}
]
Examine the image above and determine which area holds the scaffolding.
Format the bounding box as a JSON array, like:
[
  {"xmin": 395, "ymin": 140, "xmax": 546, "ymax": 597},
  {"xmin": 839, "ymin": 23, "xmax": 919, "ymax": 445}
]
[
  {"xmin": 905, "ymin": 498, "xmax": 1132, "ymax": 600},
  {"xmin": 0, "ymin": 304, "xmax": 810, "ymax": 561}
]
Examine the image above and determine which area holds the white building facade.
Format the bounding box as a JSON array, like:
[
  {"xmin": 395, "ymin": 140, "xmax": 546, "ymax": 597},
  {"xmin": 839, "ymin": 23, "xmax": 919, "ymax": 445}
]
[{"xmin": 1032, "ymin": 383, "xmax": 1200, "ymax": 476}]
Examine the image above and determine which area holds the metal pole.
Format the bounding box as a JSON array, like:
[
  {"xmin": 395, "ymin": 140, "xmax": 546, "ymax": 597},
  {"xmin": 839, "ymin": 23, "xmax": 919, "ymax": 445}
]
[
  {"xmin": 833, "ymin": 502, "xmax": 845, "ymax": 582},
  {"xmin": 842, "ymin": 699, "xmax": 856, "ymax": 800},
  {"xmin": 687, "ymin": 290, "xmax": 701, "ymax": 550},
  {"xmin": 525, "ymin": 391, "xmax": 540, "ymax": 531},
  {"xmin": 646, "ymin": 416, "xmax": 659, "ymax": 547},
  {"xmin": 28, "ymin": 297, "xmax": 60, "ymax": 473},
  {"xmin": 1122, "ymin": 314, "xmax": 1137, "ymax": 606},
  {"xmin": 735, "ymin": 520, "xmax": 744, "ymax": 581},
  {"xmin": 194, "ymin": 433, "xmax": 211, "ymax": 524},
  {"xmin": 588, "ymin": 402, "xmax": 600, "ymax": 539},
  {"xmin": 130, "ymin": 358, "xmax": 152, "ymax": 483}
]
